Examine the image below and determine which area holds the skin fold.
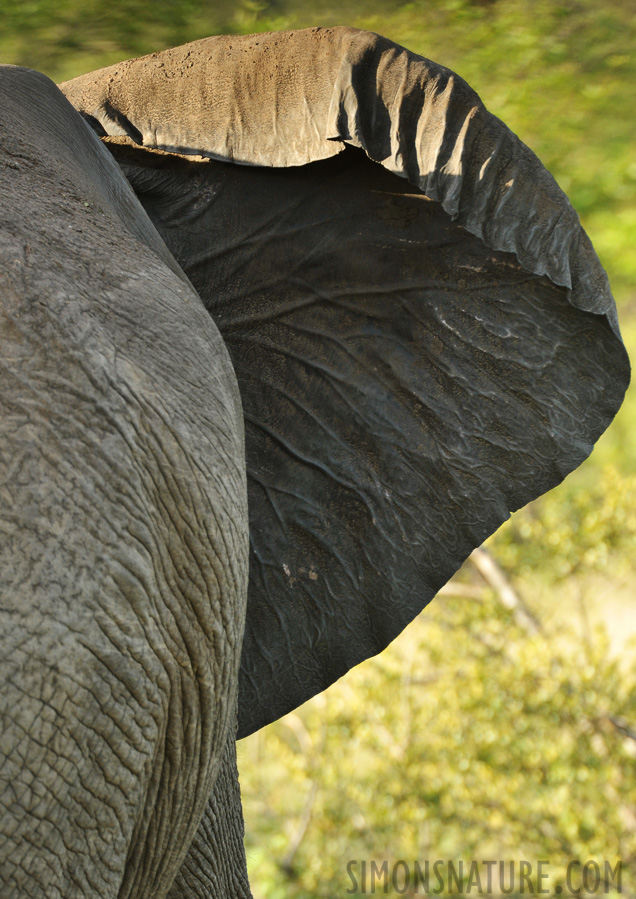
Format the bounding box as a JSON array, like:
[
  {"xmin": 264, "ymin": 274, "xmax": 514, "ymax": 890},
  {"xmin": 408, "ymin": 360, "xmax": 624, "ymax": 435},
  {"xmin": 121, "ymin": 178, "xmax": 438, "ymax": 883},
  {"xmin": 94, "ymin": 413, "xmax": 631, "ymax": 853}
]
[
  {"xmin": 0, "ymin": 68, "xmax": 248, "ymax": 896},
  {"xmin": 0, "ymin": 26, "xmax": 630, "ymax": 898}
]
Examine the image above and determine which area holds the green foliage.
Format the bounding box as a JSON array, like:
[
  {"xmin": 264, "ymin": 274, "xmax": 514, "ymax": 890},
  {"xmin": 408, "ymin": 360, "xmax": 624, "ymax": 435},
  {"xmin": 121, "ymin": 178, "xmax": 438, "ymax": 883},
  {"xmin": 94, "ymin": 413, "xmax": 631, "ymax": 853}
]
[
  {"xmin": 240, "ymin": 588, "xmax": 636, "ymax": 896},
  {"xmin": 492, "ymin": 467, "xmax": 636, "ymax": 583}
]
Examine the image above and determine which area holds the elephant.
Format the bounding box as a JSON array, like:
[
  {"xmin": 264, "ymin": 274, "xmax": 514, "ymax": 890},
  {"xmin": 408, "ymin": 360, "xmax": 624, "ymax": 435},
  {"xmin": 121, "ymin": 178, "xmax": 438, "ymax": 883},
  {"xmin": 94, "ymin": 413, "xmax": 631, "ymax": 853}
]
[{"xmin": 0, "ymin": 24, "xmax": 629, "ymax": 899}]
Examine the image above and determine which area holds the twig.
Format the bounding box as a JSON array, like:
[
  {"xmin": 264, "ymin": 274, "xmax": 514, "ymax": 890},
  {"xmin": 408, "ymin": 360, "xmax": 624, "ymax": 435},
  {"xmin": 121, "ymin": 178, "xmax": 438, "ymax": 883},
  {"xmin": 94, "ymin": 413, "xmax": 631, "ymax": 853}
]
[
  {"xmin": 606, "ymin": 715, "xmax": 636, "ymax": 743},
  {"xmin": 437, "ymin": 582, "xmax": 486, "ymax": 599},
  {"xmin": 280, "ymin": 781, "xmax": 319, "ymax": 875},
  {"xmin": 468, "ymin": 547, "xmax": 543, "ymax": 635}
]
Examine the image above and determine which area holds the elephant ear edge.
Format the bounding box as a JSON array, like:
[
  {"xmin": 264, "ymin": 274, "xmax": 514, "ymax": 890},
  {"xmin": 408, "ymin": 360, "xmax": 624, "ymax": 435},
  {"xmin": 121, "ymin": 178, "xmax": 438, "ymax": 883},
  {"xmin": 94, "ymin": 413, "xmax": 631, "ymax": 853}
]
[
  {"xmin": 60, "ymin": 28, "xmax": 630, "ymax": 738},
  {"xmin": 59, "ymin": 26, "xmax": 620, "ymax": 335}
]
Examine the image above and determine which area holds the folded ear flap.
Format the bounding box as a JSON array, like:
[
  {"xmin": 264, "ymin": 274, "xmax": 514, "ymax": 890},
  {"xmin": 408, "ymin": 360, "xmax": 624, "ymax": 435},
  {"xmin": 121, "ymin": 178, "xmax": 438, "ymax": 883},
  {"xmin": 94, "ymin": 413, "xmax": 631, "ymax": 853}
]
[{"xmin": 62, "ymin": 28, "xmax": 630, "ymax": 738}]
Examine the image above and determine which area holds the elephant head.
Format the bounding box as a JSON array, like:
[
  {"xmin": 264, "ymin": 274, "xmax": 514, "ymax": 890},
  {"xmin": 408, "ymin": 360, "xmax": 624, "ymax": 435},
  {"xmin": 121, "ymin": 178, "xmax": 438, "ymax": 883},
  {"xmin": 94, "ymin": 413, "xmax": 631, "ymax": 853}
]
[{"xmin": 0, "ymin": 26, "xmax": 629, "ymax": 898}]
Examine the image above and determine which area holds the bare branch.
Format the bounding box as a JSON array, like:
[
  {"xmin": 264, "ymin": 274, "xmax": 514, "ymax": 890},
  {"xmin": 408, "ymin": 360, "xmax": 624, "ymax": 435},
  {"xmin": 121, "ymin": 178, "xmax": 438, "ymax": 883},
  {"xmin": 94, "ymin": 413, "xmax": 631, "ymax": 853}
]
[{"xmin": 468, "ymin": 547, "xmax": 543, "ymax": 635}]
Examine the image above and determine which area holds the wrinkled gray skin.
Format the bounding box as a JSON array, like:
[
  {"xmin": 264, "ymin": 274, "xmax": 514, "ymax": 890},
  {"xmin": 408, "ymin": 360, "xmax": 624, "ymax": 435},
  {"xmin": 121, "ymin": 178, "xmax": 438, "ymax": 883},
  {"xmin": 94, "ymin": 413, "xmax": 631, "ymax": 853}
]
[
  {"xmin": 0, "ymin": 67, "xmax": 249, "ymax": 898},
  {"xmin": 0, "ymin": 26, "xmax": 630, "ymax": 899}
]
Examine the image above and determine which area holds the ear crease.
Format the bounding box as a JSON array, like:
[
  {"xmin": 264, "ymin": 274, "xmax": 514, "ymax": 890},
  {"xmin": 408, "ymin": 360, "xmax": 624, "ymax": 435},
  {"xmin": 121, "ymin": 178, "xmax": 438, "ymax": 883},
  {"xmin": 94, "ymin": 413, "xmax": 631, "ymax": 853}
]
[
  {"xmin": 100, "ymin": 99, "xmax": 144, "ymax": 145},
  {"xmin": 79, "ymin": 111, "xmax": 107, "ymax": 138}
]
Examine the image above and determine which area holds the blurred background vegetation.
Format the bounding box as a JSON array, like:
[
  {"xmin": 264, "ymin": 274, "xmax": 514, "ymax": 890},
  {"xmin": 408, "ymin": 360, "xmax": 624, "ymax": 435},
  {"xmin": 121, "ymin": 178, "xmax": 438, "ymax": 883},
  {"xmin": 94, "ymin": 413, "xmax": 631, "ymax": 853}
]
[{"xmin": 3, "ymin": 0, "xmax": 634, "ymax": 894}]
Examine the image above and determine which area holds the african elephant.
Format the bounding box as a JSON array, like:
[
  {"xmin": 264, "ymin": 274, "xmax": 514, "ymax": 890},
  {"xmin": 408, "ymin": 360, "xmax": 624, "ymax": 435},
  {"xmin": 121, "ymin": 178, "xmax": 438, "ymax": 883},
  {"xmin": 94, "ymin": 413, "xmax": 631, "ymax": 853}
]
[{"xmin": 0, "ymin": 25, "xmax": 629, "ymax": 899}]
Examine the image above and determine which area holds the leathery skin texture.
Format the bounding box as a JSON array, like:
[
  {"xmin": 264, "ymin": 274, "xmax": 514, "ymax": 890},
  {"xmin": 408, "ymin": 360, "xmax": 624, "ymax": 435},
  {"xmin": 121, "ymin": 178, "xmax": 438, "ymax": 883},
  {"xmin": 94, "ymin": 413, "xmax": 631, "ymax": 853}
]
[
  {"xmin": 0, "ymin": 23, "xmax": 631, "ymax": 899},
  {"xmin": 0, "ymin": 68, "xmax": 248, "ymax": 897},
  {"xmin": 166, "ymin": 729, "xmax": 252, "ymax": 899},
  {"xmin": 110, "ymin": 142, "xmax": 629, "ymax": 739},
  {"xmin": 60, "ymin": 26, "xmax": 629, "ymax": 739}
]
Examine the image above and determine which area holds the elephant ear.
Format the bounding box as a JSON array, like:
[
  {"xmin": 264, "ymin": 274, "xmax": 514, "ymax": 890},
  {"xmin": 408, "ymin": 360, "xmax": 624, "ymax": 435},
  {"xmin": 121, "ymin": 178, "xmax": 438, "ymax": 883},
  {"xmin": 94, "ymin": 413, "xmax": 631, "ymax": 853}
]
[{"xmin": 61, "ymin": 27, "xmax": 630, "ymax": 738}]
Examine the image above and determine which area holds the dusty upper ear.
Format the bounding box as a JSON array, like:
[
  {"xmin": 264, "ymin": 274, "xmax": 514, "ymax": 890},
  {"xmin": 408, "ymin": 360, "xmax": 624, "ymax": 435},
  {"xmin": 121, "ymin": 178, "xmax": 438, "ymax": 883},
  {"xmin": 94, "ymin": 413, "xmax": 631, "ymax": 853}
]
[{"xmin": 62, "ymin": 28, "xmax": 630, "ymax": 738}]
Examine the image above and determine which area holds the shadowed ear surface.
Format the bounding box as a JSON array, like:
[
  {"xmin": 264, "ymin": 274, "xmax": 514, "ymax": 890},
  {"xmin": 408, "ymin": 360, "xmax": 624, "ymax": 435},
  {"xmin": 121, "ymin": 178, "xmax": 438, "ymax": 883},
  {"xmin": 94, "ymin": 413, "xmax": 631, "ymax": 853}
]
[{"xmin": 62, "ymin": 28, "xmax": 630, "ymax": 738}]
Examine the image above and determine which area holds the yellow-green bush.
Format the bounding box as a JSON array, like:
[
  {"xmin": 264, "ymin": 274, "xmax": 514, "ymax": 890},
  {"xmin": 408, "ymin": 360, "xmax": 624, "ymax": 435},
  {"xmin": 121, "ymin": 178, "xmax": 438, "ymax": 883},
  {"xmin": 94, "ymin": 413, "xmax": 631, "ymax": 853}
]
[{"xmin": 240, "ymin": 587, "xmax": 636, "ymax": 897}]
